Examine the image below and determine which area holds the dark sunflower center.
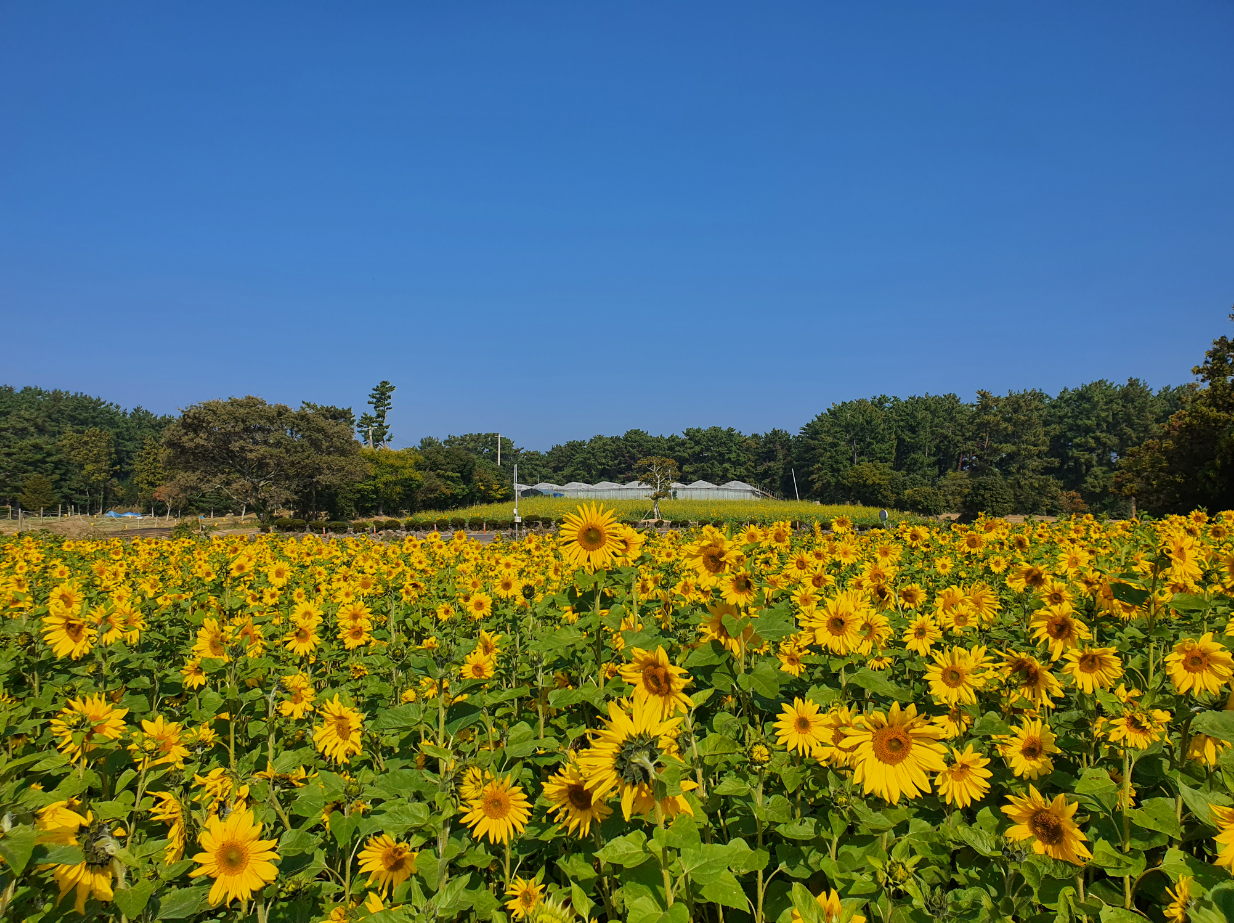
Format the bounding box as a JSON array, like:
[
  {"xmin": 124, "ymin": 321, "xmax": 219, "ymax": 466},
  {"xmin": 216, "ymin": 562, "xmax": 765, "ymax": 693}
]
[
  {"xmin": 334, "ymin": 717, "xmax": 351, "ymax": 737},
  {"xmin": 642, "ymin": 665, "xmax": 670, "ymax": 696},
  {"xmin": 827, "ymin": 617, "xmax": 847, "ymax": 632},
  {"xmin": 483, "ymin": 792, "xmax": 510, "ymax": 818},
  {"xmin": 1079, "ymin": 655, "xmax": 1100, "ymax": 672},
  {"xmin": 614, "ymin": 733, "xmax": 660, "ymax": 786},
  {"xmin": 580, "ymin": 527, "xmax": 604, "ymax": 550},
  {"xmin": 942, "ymin": 668, "xmax": 963, "ymax": 686},
  {"xmin": 795, "ymin": 716, "xmax": 812, "ymax": 732},
  {"xmin": 1186, "ymin": 654, "xmax": 1206, "ymax": 671},
  {"xmin": 872, "ymin": 727, "xmax": 911, "ymax": 765},
  {"xmin": 1029, "ymin": 809, "xmax": 1064, "ymax": 845},
  {"xmin": 1021, "ymin": 738, "xmax": 1042, "ymax": 759},
  {"xmin": 566, "ymin": 783, "xmax": 593, "ymax": 811},
  {"xmin": 1047, "ymin": 620, "xmax": 1071, "ymax": 640}
]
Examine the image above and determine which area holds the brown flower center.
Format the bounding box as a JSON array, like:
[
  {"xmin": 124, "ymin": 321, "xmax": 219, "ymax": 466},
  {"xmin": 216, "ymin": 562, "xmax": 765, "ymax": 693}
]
[
  {"xmin": 1029, "ymin": 809, "xmax": 1064, "ymax": 845},
  {"xmin": 872, "ymin": 727, "xmax": 912, "ymax": 765}
]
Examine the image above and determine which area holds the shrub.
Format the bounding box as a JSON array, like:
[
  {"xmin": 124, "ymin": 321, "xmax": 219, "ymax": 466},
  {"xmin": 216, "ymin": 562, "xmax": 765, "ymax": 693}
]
[
  {"xmin": 901, "ymin": 486, "xmax": 946, "ymax": 516},
  {"xmin": 272, "ymin": 518, "xmax": 307, "ymax": 533},
  {"xmin": 964, "ymin": 474, "xmax": 1015, "ymax": 518}
]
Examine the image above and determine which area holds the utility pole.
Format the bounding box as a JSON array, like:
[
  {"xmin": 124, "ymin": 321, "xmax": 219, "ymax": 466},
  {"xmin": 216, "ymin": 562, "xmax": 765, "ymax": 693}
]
[
  {"xmin": 513, "ymin": 462, "xmax": 521, "ymax": 537},
  {"xmin": 497, "ymin": 433, "xmax": 501, "ymax": 469},
  {"xmin": 791, "ymin": 468, "xmax": 800, "ymax": 502}
]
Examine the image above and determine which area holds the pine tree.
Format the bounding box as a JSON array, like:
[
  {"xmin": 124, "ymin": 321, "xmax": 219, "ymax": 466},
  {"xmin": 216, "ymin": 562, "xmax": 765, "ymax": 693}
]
[{"xmin": 356, "ymin": 381, "xmax": 396, "ymax": 447}]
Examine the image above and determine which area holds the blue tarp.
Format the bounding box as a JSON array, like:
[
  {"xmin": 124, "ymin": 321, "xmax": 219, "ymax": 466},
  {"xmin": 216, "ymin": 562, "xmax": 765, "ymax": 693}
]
[{"xmin": 104, "ymin": 512, "xmax": 143, "ymax": 518}]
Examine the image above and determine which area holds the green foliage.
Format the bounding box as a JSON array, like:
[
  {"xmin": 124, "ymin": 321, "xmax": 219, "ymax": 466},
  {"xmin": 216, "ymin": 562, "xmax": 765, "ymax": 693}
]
[
  {"xmin": 16, "ymin": 473, "xmax": 56, "ymax": 512},
  {"xmin": 356, "ymin": 380, "xmax": 396, "ymax": 447}
]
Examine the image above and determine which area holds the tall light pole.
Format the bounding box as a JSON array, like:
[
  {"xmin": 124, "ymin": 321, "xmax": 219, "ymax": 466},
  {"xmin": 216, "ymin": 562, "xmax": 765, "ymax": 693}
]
[
  {"xmin": 513, "ymin": 462, "xmax": 521, "ymax": 536},
  {"xmin": 497, "ymin": 433, "xmax": 501, "ymax": 469}
]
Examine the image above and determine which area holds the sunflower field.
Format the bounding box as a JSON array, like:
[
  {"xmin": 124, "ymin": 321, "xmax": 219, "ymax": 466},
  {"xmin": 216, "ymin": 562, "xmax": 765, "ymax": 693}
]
[{"xmin": 4, "ymin": 506, "xmax": 1234, "ymax": 923}]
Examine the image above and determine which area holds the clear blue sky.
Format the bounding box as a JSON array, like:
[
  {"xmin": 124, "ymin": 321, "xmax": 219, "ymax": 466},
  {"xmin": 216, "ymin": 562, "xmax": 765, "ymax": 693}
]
[{"xmin": 2, "ymin": 3, "xmax": 1231, "ymax": 449}]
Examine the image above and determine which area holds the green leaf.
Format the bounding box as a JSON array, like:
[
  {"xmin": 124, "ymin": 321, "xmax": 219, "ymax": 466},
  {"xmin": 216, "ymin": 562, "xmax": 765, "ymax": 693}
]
[
  {"xmin": 329, "ymin": 809, "xmax": 359, "ymax": 846},
  {"xmin": 1088, "ymin": 839, "xmax": 1145, "ymax": 878},
  {"xmin": 1074, "ymin": 767, "xmax": 1120, "ymax": 812},
  {"xmin": 156, "ymin": 885, "xmax": 210, "ymax": 919},
  {"xmin": 700, "ymin": 870, "xmax": 749, "ymax": 909},
  {"xmin": 1170, "ymin": 593, "xmax": 1215, "ymax": 611},
  {"xmin": 685, "ymin": 641, "xmax": 728, "ymax": 668},
  {"xmin": 1110, "ymin": 582, "xmax": 1151, "ymax": 607},
  {"xmin": 596, "ymin": 831, "xmax": 651, "ymax": 868},
  {"xmin": 847, "ymin": 668, "xmax": 905, "ymax": 699},
  {"xmin": 36, "ymin": 843, "xmax": 84, "ymax": 866},
  {"xmin": 790, "ymin": 883, "xmax": 825, "ymax": 923},
  {"xmin": 112, "ymin": 879, "xmax": 155, "ymax": 918},
  {"xmin": 279, "ymin": 827, "xmax": 317, "ymax": 856},
  {"xmin": 746, "ymin": 660, "xmax": 782, "ymax": 698},
  {"xmin": 776, "ymin": 817, "xmax": 820, "ymax": 840},
  {"xmin": 1128, "ymin": 797, "xmax": 1182, "ymax": 839},
  {"xmin": 0, "ymin": 824, "xmax": 37, "ymax": 875},
  {"xmin": 572, "ymin": 883, "xmax": 596, "ymax": 919},
  {"xmin": 970, "ymin": 712, "xmax": 1012, "ymax": 736},
  {"xmin": 1191, "ymin": 711, "xmax": 1234, "ymax": 744},
  {"xmin": 1178, "ymin": 782, "xmax": 1233, "ymax": 828},
  {"xmin": 953, "ymin": 824, "xmax": 1001, "ymax": 858}
]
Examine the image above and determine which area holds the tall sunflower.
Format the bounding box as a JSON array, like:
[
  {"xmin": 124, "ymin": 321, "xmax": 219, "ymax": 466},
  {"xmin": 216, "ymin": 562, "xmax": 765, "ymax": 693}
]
[
  {"xmin": 619, "ymin": 646, "xmax": 693, "ymax": 720},
  {"xmin": 1211, "ymin": 804, "xmax": 1234, "ymax": 870},
  {"xmin": 1166, "ymin": 633, "xmax": 1234, "ymax": 696},
  {"xmin": 1001, "ymin": 786, "xmax": 1092, "ymax": 865},
  {"xmin": 357, "ymin": 834, "xmax": 417, "ymax": 895},
  {"xmin": 1062, "ymin": 646, "xmax": 1123, "ymax": 694},
  {"xmin": 809, "ymin": 590, "xmax": 867, "ymax": 655},
  {"xmin": 902, "ymin": 614, "xmax": 941, "ymax": 656},
  {"xmin": 189, "ymin": 807, "xmax": 281, "ymax": 906},
  {"xmin": 576, "ymin": 698, "xmax": 686, "ymax": 820},
  {"xmin": 999, "ymin": 719, "xmax": 1059, "ymax": 780},
  {"xmin": 999, "ymin": 651, "xmax": 1062, "ymax": 708},
  {"xmin": 774, "ymin": 697, "xmax": 828, "ymax": 755},
  {"xmin": 504, "ymin": 877, "xmax": 545, "ymax": 921},
  {"xmin": 462, "ymin": 775, "xmax": 532, "ymax": 844},
  {"xmin": 1030, "ymin": 605, "xmax": 1091, "ymax": 661},
  {"xmin": 936, "ymin": 745, "xmax": 992, "ymax": 808},
  {"xmin": 41, "ymin": 611, "xmax": 96, "ymax": 660},
  {"xmin": 50, "ymin": 694, "xmax": 128, "ymax": 763},
  {"xmin": 842, "ymin": 703, "xmax": 946, "ymax": 803},
  {"xmin": 313, "ymin": 696, "xmax": 365, "ymax": 764},
  {"xmin": 558, "ymin": 503, "xmax": 622, "ymax": 572},
  {"xmin": 924, "ymin": 646, "xmax": 990, "ymax": 706},
  {"xmin": 544, "ymin": 761, "xmax": 612, "ymax": 836}
]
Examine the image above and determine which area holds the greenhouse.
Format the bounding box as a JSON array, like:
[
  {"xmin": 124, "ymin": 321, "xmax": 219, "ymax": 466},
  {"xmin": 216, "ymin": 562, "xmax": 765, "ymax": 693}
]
[{"xmin": 517, "ymin": 479, "xmax": 767, "ymax": 500}]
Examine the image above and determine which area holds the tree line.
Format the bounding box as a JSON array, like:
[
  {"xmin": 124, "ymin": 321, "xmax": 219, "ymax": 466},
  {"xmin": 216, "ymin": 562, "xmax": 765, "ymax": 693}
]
[{"xmin": 4, "ymin": 317, "xmax": 1233, "ymax": 519}]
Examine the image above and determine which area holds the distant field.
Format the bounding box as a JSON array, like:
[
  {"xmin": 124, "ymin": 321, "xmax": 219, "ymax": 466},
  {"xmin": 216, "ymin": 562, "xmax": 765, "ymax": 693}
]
[{"xmin": 403, "ymin": 496, "xmax": 904, "ymax": 527}]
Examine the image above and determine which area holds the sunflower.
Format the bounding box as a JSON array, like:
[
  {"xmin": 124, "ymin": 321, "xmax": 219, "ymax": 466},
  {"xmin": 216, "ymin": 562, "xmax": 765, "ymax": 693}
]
[
  {"xmin": 999, "ymin": 651, "xmax": 1062, "ymax": 708},
  {"xmin": 777, "ymin": 639, "xmax": 807, "ymax": 677},
  {"xmin": 189, "ymin": 807, "xmax": 280, "ymax": 906},
  {"xmin": 313, "ymin": 696, "xmax": 365, "ymax": 764},
  {"xmin": 924, "ymin": 646, "xmax": 990, "ymax": 706},
  {"xmin": 1029, "ymin": 605, "xmax": 1091, "ymax": 661},
  {"xmin": 809, "ymin": 590, "xmax": 867, "ymax": 655},
  {"xmin": 1188, "ymin": 733, "xmax": 1231, "ymax": 768},
  {"xmin": 619, "ymin": 646, "xmax": 693, "ymax": 720},
  {"xmin": 853, "ymin": 611, "xmax": 892, "ymax": 655},
  {"xmin": 467, "ymin": 593, "xmax": 493, "ymax": 620},
  {"xmin": 194, "ymin": 618, "xmax": 229, "ymax": 660},
  {"xmin": 41, "ymin": 611, "xmax": 97, "ymax": 660},
  {"xmin": 458, "ymin": 767, "xmax": 493, "ymax": 803},
  {"xmin": 720, "ymin": 569, "xmax": 759, "ymax": 607},
  {"xmin": 51, "ymin": 694, "xmax": 128, "ymax": 762},
  {"xmin": 1107, "ymin": 708, "xmax": 1171, "ymax": 750},
  {"xmin": 902, "ymin": 615, "xmax": 941, "ymax": 656},
  {"xmin": 1165, "ymin": 875, "xmax": 1193, "ymax": 923},
  {"xmin": 576, "ymin": 697, "xmax": 685, "ymax": 820},
  {"xmin": 338, "ymin": 621, "xmax": 373, "ymax": 651},
  {"xmin": 699, "ymin": 602, "xmax": 757, "ymax": 655},
  {"xmin": 47, "ymin": 582, "xmax": 86, "ymax": 615},
  {"xmin": 558, "ymin": 503, "xmax": 622, "ymax": 572},
  {"xmin": 898, "ymin": 583, "xmax": 927, "ymax": 610},
  {"xmin": 505, "ymin": 877, "xmax": 545, "ymax": 921},
  {"xmin": 357, "ymin": 834, "xmax": 417, "ymax": 895},
  {"xmin": 936, "ymin": 745, "xmax": 992, "ymax": 808},
  {"xmin": 1002, "ymin": 786, "xmax": 1092, "ymax": 865},
  {"xmin": 842, "ymin": 703, "xmax": 946, "ymax": 803},
  {"xmin": 279, "ymin": 674, "xmax": 316, "ymax": 719},
  {"xmin": 775, "ymin": 698, "xmax": 828, "ymax": 755},
  {"xmin": 129, "ymin": 715, "xmax": 189, "ymax": 769},
  {"xmin": 688, "ymin": 531, "xmax": 735, "ymax": 586},
  {"xmin": 544, "ymin": 760, "xmax": 613, "ymax": 836},
  {"xmin": 790, "ymin": 888, "xmax": 864, "ymax": 923},
  {"xmin": 477, "ymin": 629, "xmax": 503, "ymax": 657},
  {"xmin": 283, "ymin": 619, "xmax": 320, "ymax": 657},
  {"xmin": 1212, "ymin": 804, "xmax": 1234, "ymax": 870},
  {"xmin": 1166, "ymin": 633, "xmax": 1234, "ymax": 696},
  {"xmin": 461, "ymin": 650, "xmax": 496, "ymax": 680},
  {"xmin": 150, "ymin": 792, "xmax": 187, "ymax": 864},
  {"xmin": 999, "ymin": 719, "xmax": 1059, "ymax": 780},
  {"xmin": 462, "ymin": 774, "xmax": 532, "ymax": 844},
  {"xmin": 1062, "ymin": 646, "xmax": 1124, "ymax": 694},
  {"xmin": 815, "ymin": 705, "xmax": 858, "ymax": 767}
]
